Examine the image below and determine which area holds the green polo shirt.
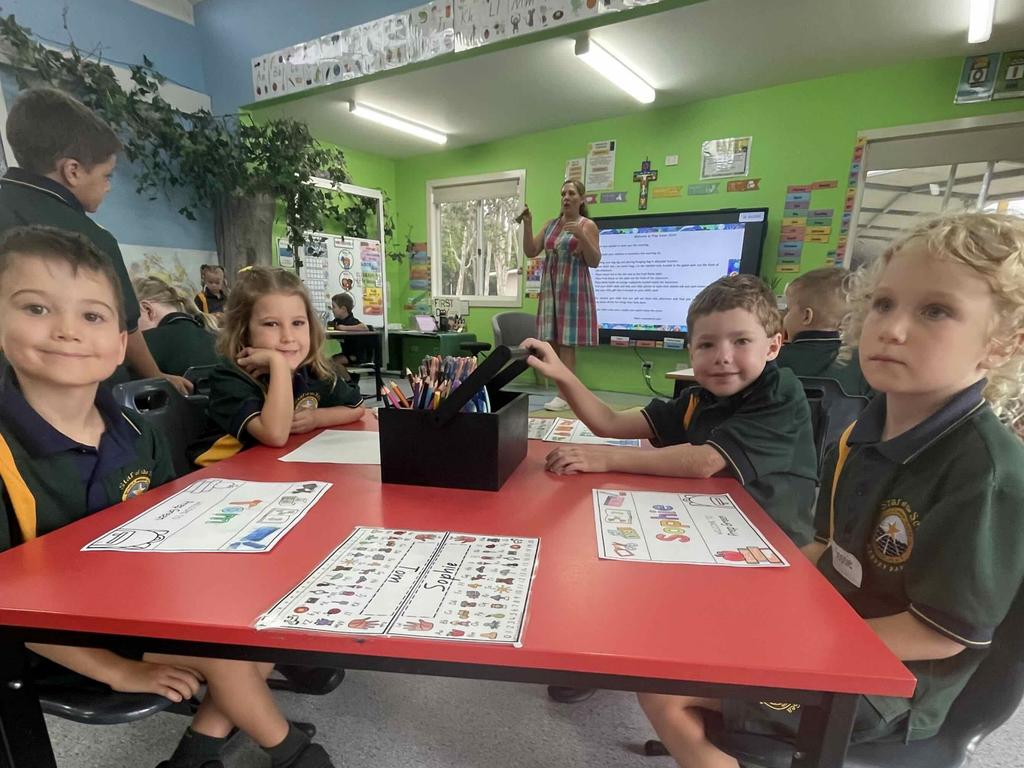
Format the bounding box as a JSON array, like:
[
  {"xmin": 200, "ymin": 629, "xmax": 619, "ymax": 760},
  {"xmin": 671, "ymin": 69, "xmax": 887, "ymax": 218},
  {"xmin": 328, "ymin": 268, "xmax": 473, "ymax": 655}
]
[
  {"xmin": 776, "ymin": 331, "xmax": 872, "ymax": 397},
  {"xmin": 196, "ymin": 361, "xmax": 363, "ymax": 466},
  {"xmin": 813, "ymin": 380, "xmax": 1024, "ymax": 740},
  {"xmin": 641, "ymin": 363, "xmax": 818, "ymax": 545},
  {"xmin": 142, "ymin": 312, "xmax": 219, "ymax": 377},
  {"xmin": 0, "ymin": 168, "xmax": 141, "ymax": 333},
  {"xmin": 0, "ymin": 368, "xmax": 174, "ymax": 551}
]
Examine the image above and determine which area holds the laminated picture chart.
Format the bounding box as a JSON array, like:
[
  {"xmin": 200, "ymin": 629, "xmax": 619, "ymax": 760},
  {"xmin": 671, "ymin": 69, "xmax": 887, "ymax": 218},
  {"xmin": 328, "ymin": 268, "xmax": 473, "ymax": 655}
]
[
  {"xmin": 593, "ymin": 490, "xmax": 788, "ymax": 567},
  {"xmin": 258, "ymin": 528, "xmax": 539, "ymax": 645},
  {"xmin": 528, "ymin": 417, "xmax": 641, "ymax": 448},
  {"xmin": 83, "ymin": 479, "xmax": 331, "ymax": 553}
]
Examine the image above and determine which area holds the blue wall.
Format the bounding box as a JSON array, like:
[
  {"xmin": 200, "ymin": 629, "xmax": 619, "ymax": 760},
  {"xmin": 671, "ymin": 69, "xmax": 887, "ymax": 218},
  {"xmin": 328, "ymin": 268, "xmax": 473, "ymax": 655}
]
[
  {"xmin": 2, "ymin": 0, "xmax": 215, "ymax": 251},
  {"xmin": 194, "ymin": 0, "xmax": 426, "ymax": 114}
]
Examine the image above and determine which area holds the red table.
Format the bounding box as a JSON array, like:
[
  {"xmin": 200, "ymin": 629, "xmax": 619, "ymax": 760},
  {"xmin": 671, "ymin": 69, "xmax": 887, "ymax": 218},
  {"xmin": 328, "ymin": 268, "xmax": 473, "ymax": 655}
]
[{"xmin": 0, "ymin": 422, "xmax": 914, "ymax": 768}]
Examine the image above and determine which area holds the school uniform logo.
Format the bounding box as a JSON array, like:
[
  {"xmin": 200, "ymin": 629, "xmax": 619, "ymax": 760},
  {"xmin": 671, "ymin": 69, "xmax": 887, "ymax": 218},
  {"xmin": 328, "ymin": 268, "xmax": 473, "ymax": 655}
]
[
  {"xmin": 760, "ymin": 702, "xmax": 800, "ymax": 713},
  {"xmin": 120, "ymin": 470, "xmax": 153, "ymax": 501},
  {"xmin": 294, "ymin": 393, "xmax": 320, "ymax": 411},
  {"xmin": 868, "ymin": 498, "xmax": 919, "ymax": 571}
]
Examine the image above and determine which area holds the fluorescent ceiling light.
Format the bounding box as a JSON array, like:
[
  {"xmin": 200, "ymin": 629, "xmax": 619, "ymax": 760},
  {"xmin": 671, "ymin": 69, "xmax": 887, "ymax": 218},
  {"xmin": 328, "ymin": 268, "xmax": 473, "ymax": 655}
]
[
  {"xmin": 574, "ymin": 36, "xmax": 655, "ymax": 104},
  {"xmin": 348, "ymin": 101, "xmax": 447, "ymax": 144},
  {"xmin": 968, "ymin": 0, "xmax": 996, "ymax": 44}
]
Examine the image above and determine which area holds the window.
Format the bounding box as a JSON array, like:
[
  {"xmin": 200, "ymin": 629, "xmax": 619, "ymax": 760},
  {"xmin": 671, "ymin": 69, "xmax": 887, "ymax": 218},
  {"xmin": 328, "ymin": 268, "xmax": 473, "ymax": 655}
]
[
  {"xmin": 428, "ymin": 170, "xmax": 525, "ymax": 306},
  {"xmin": 0, "ymin": 84, "xmax": 12, "ymax": 175}
]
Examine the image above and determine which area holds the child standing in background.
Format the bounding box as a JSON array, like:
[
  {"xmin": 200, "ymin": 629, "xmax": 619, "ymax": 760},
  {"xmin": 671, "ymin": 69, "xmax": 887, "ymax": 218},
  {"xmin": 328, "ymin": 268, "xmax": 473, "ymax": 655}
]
[
  {"xmin": 640, "ymin": 212, "xmax": 1024, "ymax": 766},
  {"xmin": 777, "ymin": 266, "xmax": 871, "ymax": 396},
  {"xmin": 197, "ymin": 267, "xmax": 364, "ymax": 466},
  {"xmin": 135, "ymin": 276, "xmax": 218, "ymax": 377},
  {"xmin": 194, "ymin": 264, "xmax": 228, "ymax": 316}
]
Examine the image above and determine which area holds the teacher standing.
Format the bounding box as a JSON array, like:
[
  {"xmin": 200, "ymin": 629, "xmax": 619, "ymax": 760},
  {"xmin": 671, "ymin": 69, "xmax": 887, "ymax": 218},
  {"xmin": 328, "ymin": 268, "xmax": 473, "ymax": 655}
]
[{"xmin": 521, "ymin": 180, "xmax": 602, "ymax": 410}]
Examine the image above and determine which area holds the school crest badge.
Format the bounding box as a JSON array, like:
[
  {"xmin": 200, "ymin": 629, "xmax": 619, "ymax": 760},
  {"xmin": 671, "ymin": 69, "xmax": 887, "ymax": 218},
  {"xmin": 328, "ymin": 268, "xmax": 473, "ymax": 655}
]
[
  {"xmin": 120, "ymin": 470, "xmax": 153, "ymax": 501},
  {"xmin": 868, "ymin": 498, "xmax": 919, "ymax": 571},
  {"xmin": 294, "ymin": 393, "xmax": 320, "ymax": 411}
]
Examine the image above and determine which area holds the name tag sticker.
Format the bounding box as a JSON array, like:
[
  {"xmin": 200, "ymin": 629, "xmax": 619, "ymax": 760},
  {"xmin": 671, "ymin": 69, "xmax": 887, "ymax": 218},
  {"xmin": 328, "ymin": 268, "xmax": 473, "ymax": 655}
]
[{"xmin": 831, "ymin": 542, "xmax": 863, "ymax": 588}]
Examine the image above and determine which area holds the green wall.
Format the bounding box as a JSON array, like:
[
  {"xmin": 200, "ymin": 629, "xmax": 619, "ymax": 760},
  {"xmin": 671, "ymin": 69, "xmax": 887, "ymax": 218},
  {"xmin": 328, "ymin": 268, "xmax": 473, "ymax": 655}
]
[
  {"xmin": 259, "ymin": 54, "xmax": 1024, "ymax": 395},
  {"xmin": 388, "ymin": 55, "xmax": 1023, "ymax": 395}
]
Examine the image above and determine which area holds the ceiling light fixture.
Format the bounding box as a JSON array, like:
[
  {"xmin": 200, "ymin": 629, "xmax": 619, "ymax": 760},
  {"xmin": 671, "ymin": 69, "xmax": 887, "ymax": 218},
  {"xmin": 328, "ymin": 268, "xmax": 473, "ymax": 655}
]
[
  {"xmin": 968, "ymin": 0, "xmax": 996, "ymax": 44},
  {"xmin": 348, "ymin": 101, "xmax": 447, "ymax": 144},
  {"xmin": 574, "ymin": 36, "xmax": 655, "ymax": 104}
]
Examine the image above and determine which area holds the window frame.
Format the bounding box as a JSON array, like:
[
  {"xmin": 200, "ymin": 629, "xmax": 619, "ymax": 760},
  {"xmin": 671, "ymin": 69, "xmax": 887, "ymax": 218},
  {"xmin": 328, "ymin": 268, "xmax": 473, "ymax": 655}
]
[{"xmin": 427, "ymin": 169, "xmax": 527, "ymax": 308}]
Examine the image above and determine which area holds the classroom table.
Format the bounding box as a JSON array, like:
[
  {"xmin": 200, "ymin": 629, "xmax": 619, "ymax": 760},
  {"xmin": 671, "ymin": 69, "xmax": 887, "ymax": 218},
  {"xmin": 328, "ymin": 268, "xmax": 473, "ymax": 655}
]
[
  {"xmin": 325, "ymin": 328, "xmax": 385, "ymax": 399},
  {"xmin": 0, "ymin": 422, "xmax": 914, "ymax": 768},
  {"xmin": 666, "ymin": 367, "xmax": 698, "ymax": 398}
]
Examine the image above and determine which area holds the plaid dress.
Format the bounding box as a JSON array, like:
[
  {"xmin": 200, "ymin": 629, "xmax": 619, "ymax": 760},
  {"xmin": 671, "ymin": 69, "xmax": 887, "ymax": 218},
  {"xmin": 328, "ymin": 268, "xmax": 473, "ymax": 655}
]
[{"xmin": 536, "ymin": 218, "xmax": 599, "ymax": 347}]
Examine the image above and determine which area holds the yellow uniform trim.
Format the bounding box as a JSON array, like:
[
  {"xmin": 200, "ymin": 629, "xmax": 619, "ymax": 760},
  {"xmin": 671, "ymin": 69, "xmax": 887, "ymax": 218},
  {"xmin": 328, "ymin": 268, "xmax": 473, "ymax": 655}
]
[
  {"xmin": 683, "ymin": 394, "xmax": 698, "ymax": 430},
  {"xmin": 195, "ymin": 434, "xmax": 244, "ymax": 467},
  {"xmin": 0, "ymin": 433, "xmax": 37, "ymax": 541},
  {"xmin": 196, "ymin": 291, "xmax": 209, "ymax": 314},
  {"xmin": 828, "ymin": 421, "xmax": 857, "ymax": 542}
]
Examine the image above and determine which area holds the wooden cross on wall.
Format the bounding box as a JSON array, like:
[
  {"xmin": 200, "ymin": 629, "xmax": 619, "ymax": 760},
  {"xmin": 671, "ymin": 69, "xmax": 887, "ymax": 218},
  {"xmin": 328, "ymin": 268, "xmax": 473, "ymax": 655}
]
[{"xmin": 633, "ymin": 158, "xmax": 658, "ymax": 210}]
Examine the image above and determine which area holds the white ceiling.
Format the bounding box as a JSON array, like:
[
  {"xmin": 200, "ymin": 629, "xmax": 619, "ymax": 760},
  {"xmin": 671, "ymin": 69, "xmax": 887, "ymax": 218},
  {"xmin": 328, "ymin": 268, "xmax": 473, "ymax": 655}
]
[{"xmin": 251, "ymin": 0, "xmax": 1024, "ymax": 159}]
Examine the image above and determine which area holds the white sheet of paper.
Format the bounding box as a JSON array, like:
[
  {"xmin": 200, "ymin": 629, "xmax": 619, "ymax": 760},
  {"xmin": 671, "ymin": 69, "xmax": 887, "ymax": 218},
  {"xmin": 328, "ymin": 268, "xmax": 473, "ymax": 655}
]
[
  {"xmin": 593, "ymin": 489, "xmax": 788, "ymax": 567},
  {"xmin": 257, "ymin": 527, "xmax": 540, "ymax": 645},
  {"xmin": 279, "ymin": 430, "xmax": 381, "ymax": 465},
  {"xmin": 528, "ymin": 417, "xmax": 641, "ymax": 448},
  {"xmin": 83, "ymin": 479, "xmax": 331, "ymax": 553}
]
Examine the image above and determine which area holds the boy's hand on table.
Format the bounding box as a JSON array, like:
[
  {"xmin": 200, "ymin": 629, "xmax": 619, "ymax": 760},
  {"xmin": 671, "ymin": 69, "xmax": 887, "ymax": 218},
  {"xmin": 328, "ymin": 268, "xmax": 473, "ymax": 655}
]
[
  {"xmin": 109, "ymin": 659, "xmax": 204, "ymax": 703},
  {"xmin": 545, "ymin": 445, "xmax": 610, "ymax": 474}
]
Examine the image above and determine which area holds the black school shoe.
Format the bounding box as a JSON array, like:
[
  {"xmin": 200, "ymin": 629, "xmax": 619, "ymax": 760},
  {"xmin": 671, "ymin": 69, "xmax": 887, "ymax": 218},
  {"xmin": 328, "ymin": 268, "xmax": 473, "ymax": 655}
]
[{"xmin": 546, "ymin": 685, "xmax": 596, "ymax": 703}]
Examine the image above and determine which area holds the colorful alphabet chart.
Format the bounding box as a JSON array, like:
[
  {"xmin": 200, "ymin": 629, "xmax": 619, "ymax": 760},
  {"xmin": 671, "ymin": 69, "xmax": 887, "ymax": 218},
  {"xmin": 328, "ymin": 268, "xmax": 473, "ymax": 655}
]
[
  {"xmin": 257, "ymin": 528, "xmax": 539, "ymax": 645},
  {"xmin": 593, "ymin": 490, "xmax": 788, "ymax": 567},
  {"xmin": 528, "ymin": 418, "xmax": 641, "ymax": 448},
  {"xmin": 83, "ymin": 479, "xmax": 331, "ymax": 553}
]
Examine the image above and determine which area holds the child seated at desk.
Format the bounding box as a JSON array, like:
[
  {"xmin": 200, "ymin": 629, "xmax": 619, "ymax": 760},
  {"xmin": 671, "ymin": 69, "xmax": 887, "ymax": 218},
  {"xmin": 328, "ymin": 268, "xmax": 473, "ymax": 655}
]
[
  {"xmin": 0, "ymin": 227, "xmax": 337, "ymax": 768},
  {"xmin": 327, "ymin": 291, "xmax": 374, "ymax": 383},
  {"xmin": 777, "ymin": 266, "xmax": 871, "ymax": 396},
  {"xmin": 523, "ymin": 274, "xmax": 818, "ymax": 547},
  {"xmin": 197, "ymin": 267, "xmax": 364, "ymax": 466},
  {"xmin": 639, "ymin": 212, "xmax": 1024, "ymax": 766},
  {"xmin": 135, "ymin": 275, "xmax": 218, "ymax": 376}
]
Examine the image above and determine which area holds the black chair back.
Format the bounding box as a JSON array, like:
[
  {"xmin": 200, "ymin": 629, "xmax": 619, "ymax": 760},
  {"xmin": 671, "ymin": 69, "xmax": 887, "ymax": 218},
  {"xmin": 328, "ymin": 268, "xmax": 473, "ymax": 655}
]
[
  {"xmin": 799, "ymin": 376, "xmax": 870, "ymax": 471},
  {"xmin": 183, "ymin": 364, "xmax": 217, "ymax": 398},
  {"xmin": 111, "ymin": 378, "xmax": 192, "ymax": 477}
]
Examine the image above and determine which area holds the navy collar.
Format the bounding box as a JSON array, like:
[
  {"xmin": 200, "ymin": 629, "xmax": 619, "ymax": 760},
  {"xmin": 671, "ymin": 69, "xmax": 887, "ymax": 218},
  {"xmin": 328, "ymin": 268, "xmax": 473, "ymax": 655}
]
[
  {"xmin": 790, "ymin": 330, "xmax": 841, "ymax": 343},
  {"xmin": 698, "ymin": 361, "xmax": 778, "ymax": 405},
  {"xmin": 1, "ymin": 167, "xmax": 85, "ymax": 214},
  {"xmin": 203, "ymin": 287, "xmax": 224, "ymax": 299},
  {"xmin": 0, "ymin": 366, "xmax": 138, "ymax": 462},
  {"xmin": 158, "ymin": 312, "xmax": 203, "ymax": 329},
  {"xmin": 849, "ymin": 379, "xmax": 988, "ymax": 464}
]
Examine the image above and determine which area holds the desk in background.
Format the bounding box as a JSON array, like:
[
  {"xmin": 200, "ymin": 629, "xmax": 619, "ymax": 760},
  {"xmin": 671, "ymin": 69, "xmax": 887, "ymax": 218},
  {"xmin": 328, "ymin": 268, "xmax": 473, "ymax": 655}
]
[
  {"xmin": 666, "ymin": 367, "xmax": 698, "ymax": 398},
  {"xmin": 0, "ymin": 424, "xmax": 914, "ymax": 768},
  {"xmin": 387, "ymin": 330, "xmax": 477, "ymax": 373}
]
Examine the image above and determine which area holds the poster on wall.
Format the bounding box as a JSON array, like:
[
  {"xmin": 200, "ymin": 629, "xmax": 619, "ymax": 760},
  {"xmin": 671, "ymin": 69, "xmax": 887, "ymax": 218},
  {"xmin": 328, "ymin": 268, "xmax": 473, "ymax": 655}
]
[
  {"xmin": 585, "ymin": 140, "xmax": 617, "ymax": 192},
  {"xmin": 564, "ymin": 157, "xmax": 585, "ymax": 183},
  {"xmin": 954, "ymin": 53, "xmax": 1001, "ymax": 103},
  {"xmin": 993, "ymin": 50, "xmax": 1024, "ymax": 100},
  {"xmin": 289, "ymin": 234, "xmax": 386, "ymax": 324},
  {"xmin": 700, "ymin": 136, "xmax": 752, "ymax": 180},
  {"xmin": 121, "ymin": 245, "xmax": 217, "ymax": 299}
]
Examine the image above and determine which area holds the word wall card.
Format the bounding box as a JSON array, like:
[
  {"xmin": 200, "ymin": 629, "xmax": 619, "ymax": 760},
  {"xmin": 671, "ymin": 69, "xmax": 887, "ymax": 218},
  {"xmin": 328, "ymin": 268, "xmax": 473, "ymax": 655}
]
[{"xmin": 258, "ymin": 528, "xmax": 539, "ymax": 645}]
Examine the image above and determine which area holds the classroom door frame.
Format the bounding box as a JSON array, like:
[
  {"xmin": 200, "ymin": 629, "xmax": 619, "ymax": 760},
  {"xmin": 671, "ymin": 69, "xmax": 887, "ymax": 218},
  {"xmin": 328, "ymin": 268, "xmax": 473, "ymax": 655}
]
[
  {"xmin": 306, "ymin": 176, "xmax": 390, "ymax": 368},
  {"xmin": 846, "ymin": 111, "xmax": 1024, "ymax": 268}
]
